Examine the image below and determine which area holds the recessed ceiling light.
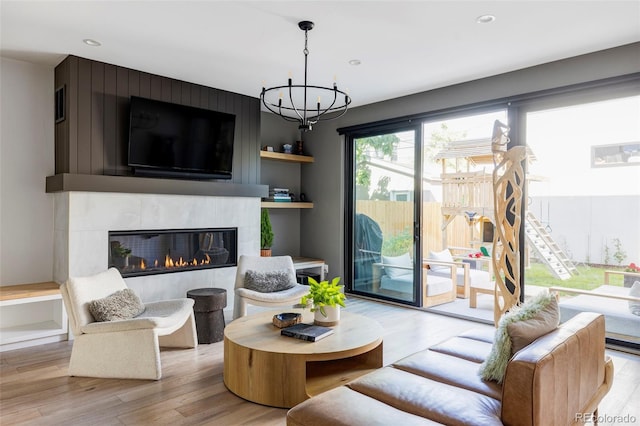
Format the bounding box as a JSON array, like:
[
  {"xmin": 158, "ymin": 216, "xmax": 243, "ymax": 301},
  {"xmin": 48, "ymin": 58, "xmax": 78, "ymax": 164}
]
[
  {"xmin": 83, "ymin": 39, "xmax": 101, "ymax": 47},
  {"xmin": 348, "ymin": 59, "xmax": 361, "ymax": 66},
  {"xmin": 476, "ymin": 15, "xmax": 496, "ymax": 24}
]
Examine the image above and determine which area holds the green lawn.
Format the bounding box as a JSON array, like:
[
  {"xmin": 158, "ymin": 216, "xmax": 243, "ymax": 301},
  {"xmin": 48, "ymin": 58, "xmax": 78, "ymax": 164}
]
[{"xmin": 524, "ymin": 262, "xmax": 624, "ymax": 290}]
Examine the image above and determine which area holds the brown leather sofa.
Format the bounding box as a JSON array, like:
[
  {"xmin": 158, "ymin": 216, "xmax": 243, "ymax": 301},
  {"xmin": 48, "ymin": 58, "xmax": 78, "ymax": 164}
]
[{"xmin": 287, "ymin": 312, "xmax": 613, "ymax": 426}]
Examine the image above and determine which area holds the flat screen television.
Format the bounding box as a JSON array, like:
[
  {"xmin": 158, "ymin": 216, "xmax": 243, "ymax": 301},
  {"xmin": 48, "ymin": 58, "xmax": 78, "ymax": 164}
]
[{"xmin": 128, "ymin": 96, "xmax": 236, "ymax": 179}]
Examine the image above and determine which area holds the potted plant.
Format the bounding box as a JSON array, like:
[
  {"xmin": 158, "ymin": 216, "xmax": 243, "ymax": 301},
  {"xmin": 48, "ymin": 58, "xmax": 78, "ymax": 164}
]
[
  {"xmin": 260, "ymin": 208, "xmax": 274, "ymax": 257},
  {"xmin": 624, "ymin": 262, "xmax": 640, "ymax": 287},
  {"xmin": 111, "ymin": 242, "xmax": 132, "ymax": 268},
  {"xmin": 301, "ymin": 277, "xmax": 346, "ymax": 326}
]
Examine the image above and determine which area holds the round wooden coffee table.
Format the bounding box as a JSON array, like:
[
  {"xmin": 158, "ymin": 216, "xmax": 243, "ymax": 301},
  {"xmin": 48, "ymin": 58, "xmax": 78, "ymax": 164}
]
[{"xmin": 223, "ymin": 308, "xmax": 383, "ymax": 408}]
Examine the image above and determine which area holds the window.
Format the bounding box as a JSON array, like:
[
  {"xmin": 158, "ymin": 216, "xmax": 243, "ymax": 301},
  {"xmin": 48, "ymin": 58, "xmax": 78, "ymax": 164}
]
[
  {"xmin": 523, "ymin": 93, "xmax": 640, "ymax": 347},
  {"xmin": 592, "ymin": 142, "xmax": 640, "ymax": 167}
]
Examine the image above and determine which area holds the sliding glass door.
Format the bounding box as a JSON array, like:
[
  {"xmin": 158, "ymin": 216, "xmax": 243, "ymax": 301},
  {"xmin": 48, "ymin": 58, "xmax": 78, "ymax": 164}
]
[
  {"xmin": 346, "ymin": 110, "xmax": 507, "ymax": 308},
  {"xmin": 350, "ymin": 129, "xmax": 419, "ymax": 304},
  {"xmin": 421, "ymin": 110, "xmax": 508, "ymax": 316},
  {"xmin": 344, "ymin": 77, "xmax": 639, "ymax": 335}
]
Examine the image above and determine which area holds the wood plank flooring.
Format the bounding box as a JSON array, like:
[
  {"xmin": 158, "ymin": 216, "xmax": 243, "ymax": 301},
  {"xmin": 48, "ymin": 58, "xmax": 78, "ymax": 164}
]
[{"xmin": 1, "ymin": 297, "xmax": 638, "ymax": 425}]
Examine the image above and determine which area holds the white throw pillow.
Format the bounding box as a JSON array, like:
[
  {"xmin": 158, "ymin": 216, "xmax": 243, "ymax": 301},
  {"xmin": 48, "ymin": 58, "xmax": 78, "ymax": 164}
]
[
  {"xmin": 382, "ymin": 253, "xmax": 413, "ymax": 278},
  {"xmin": 428, "ymin": 249, "xmax": 454, "ymax": 272},
  {"xmin": 629, "ymin": 281, "xmax": 640, "ymax": 316}
]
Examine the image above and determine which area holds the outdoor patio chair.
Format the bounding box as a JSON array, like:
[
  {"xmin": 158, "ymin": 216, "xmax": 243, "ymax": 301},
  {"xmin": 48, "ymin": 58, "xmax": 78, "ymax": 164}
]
[{"xmin": 428, "ymin": 248, "xmax": 493, "ymax": 300}]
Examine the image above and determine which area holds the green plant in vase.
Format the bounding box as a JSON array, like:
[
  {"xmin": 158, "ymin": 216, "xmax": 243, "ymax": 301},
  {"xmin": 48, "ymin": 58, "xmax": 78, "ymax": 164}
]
[
  {"xmin": 111, "ymin": 242, "xmax": 132, "ymax": 268},
  {"xmin": 301, "ymin": 277, "xmax": 346, "ymax": 325}
]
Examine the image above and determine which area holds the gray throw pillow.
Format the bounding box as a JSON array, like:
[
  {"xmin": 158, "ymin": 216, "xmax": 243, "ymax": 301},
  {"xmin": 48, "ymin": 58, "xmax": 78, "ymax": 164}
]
[
  {"xmin": 244, "ymin": 270, "xmax": 296, "ymax": 293},
  {"xmin": 629, "ymin": 281, "xmax": 640, "ymax": 316},
  {"xmin": 88, "ymin": 288, "xmax": 145, "ymax": 322}
]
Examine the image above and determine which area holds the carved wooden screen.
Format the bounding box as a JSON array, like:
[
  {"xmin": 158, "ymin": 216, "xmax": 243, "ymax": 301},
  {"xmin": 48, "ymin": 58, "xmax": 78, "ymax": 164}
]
[{"xmin": 491, "ymin": 121, "xmax": 527, "ymax": 324}]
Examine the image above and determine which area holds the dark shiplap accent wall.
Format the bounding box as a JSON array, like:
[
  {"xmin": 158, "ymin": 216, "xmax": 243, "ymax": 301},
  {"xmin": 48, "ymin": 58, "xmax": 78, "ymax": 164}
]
[{"xmin": 54, "ymin": 55, "xmax": 261, "ymax": 185}]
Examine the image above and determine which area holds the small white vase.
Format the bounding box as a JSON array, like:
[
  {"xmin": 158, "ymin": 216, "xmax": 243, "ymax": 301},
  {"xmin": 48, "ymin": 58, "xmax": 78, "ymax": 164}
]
[{"xmin": 314, "ymin": 305, "xmax": 340, "ymax": 326}]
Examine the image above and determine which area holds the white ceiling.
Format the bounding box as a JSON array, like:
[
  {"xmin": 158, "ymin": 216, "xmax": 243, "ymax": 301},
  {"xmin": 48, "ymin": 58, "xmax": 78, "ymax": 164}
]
[{"xmin": 2, "ymin": 1, "xmax": 639, "ymax": 108}]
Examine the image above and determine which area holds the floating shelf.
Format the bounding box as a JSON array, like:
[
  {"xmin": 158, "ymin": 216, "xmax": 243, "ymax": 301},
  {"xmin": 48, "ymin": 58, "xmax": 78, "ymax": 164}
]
[
  {"xmin": 260, "ymin": 151, "xmax": 314, "ymax": 163},
  {"xmin": 261, "ymin": 202, "xmax": 314, "ymax": 209}
]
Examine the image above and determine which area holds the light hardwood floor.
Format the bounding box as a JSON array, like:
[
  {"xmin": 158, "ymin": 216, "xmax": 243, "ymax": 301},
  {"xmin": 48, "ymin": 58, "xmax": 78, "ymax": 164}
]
[{"xmin": 1, "ymin": 297, "xmax": 638, "ymax": 425}]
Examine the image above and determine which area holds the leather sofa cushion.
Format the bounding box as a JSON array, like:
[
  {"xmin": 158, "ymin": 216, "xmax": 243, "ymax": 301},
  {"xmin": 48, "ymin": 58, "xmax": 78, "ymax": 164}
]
[
  {"xmin": 429, "ymin": 336, "xmax": 493, "ymax": 363},
  {"xmin": 347, "ymin": 367, "xmax": 502, "ymax": 426},
  {"xmin": 457, "ymin": 327, "xmax": 496, "ymax": 343},
  {"xmin": 287, "ymin": 385, "xmax": 438, "ymax": 426},
  {"xmin": 393, "ymin": 349, "xmax": 502, "ymax": 400}
]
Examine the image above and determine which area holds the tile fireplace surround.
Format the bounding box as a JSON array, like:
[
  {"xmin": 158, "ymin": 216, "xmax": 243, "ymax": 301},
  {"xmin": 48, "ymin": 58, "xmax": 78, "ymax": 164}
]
[{"xmin": 53, "ymin": 191, "xmax": 260, "ymax": 314}]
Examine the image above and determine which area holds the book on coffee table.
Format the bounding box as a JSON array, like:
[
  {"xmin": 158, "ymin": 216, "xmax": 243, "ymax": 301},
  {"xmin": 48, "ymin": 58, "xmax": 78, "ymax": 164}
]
[{"xmin": 281, "ymin": 323, "xmax": 334, "ymax": 342}]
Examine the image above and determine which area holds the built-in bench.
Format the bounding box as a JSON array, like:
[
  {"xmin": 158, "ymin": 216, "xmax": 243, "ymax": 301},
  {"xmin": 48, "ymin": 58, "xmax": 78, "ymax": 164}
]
[{"xmin": 0, "ymin": 282, "xmax": 68, "ymax": 351}]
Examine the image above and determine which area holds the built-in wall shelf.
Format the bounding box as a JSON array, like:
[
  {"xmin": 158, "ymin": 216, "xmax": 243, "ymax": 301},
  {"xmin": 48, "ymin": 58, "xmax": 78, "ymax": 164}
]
[
  {"xmin": 261, "ymin": 202, "xmax": 314, "ymax": 209},
  {"xmin": 0, "ymin": 282, "xmax": 68, "ymax": 352},
  {"xmin": 260, "ymin": 151, "xmax": 314, "ymax": 163},
  {"xmin": 260, "ymin": 151, "xmax": 314, "ymax": 209}
]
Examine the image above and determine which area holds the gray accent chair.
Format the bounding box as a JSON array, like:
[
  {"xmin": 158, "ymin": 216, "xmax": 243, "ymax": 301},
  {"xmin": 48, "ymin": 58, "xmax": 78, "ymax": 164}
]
[{"xmin": 233, "ymin": 255, "xmax": 310, "ymax": 319}]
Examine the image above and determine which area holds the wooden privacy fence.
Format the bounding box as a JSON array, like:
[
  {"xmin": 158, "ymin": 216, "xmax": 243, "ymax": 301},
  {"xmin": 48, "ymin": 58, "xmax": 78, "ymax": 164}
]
[{"xmin": 356, "ymin": 200, "xmax": 470, "ymax": 256}]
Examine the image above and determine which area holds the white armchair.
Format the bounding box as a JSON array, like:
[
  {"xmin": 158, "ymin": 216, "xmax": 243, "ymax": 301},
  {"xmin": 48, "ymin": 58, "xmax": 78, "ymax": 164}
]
[
  {"xmin": 233, "ymin": 255, "xmax": 310, "ymax": 319},
  {"xmin": 60, "ymin": 268, "xmax": 197, "ymax": 380}
]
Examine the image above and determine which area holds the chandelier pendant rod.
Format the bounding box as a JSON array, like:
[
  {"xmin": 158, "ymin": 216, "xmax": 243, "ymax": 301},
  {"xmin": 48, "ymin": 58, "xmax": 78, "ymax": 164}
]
[
  {"xmin": 288, "ymin": 26, "xmax": 311, "ymax": 129},
  {"xmin": 303, "ymin": 27, "xmax": 309, "ymax": 128}
]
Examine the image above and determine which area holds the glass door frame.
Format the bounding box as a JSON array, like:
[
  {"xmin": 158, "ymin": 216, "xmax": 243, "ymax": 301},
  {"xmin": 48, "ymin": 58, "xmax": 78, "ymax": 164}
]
[{"xmin": 344, "ymin": 122, "xmax": 423, "ymax": 307}]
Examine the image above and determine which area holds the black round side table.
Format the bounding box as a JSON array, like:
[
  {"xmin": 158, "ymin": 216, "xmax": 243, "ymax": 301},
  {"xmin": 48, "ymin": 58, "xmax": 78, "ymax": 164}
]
[{"xmin": 186, "ymin": 288, "xmax": 227, "ymax": 344}]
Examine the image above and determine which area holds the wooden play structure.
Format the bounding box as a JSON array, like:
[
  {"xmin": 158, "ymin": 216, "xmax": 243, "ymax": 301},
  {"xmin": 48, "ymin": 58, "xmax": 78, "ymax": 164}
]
[{"xmin": 435, "ymin": 125, "xmax": 577, "ymax": 283}]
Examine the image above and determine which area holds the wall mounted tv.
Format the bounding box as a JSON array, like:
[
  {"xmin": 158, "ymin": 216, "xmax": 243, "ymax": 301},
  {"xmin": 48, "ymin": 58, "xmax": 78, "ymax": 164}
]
[{"xmin": 128, "ymin": 96, "xmax": 236, "ymax": 179}]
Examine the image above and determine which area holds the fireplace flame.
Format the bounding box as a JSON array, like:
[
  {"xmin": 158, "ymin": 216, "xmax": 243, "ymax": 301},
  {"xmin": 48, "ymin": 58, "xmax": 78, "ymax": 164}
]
[{"xmin": 116, "ymin": 252, "xmax": 217, "ymax": 274}]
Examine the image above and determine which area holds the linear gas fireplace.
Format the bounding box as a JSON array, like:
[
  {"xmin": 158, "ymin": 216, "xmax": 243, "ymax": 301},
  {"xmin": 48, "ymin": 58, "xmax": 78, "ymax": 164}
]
[{"xmin": 108, "ymin": 228, "xmax": 237, "ymax": 277}]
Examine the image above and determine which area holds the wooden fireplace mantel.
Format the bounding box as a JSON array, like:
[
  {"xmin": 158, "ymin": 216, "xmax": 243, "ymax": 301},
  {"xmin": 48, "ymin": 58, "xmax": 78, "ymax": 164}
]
[{"xmin": 46, "ymin": 173, "xmax": 268, "ymax": 198}]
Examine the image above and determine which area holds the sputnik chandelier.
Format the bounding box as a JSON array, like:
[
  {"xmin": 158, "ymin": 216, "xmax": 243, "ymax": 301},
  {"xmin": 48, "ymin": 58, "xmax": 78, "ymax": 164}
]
[{"xmin": 260, "ymin": 21, "xmax": 351, "ymax": 132}]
